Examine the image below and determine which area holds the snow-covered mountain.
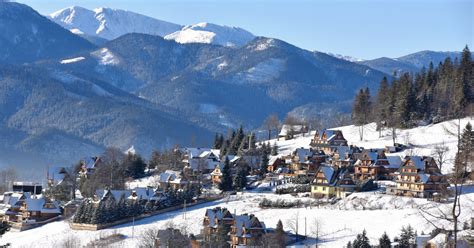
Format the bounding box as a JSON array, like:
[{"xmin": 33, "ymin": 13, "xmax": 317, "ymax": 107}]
[
  {"xmin": 164, "ymin": 22, "xmax": 255, "ymax": 47},
  {"xmin": 326, "ymin": 52, "xmax": 364, "ymax": 63},
  {"xmin": 49, "ymin": 6, "xmax": 183, "ymax": 40},
  {"xmin": 49, "ymin": 7, "xmax": 255, "ymax": 47}
]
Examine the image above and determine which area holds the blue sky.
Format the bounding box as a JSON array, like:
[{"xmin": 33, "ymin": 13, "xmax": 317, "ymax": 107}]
[{"xmin": 17, "ymin": 0, "xmax": 472, "ymax": 59}]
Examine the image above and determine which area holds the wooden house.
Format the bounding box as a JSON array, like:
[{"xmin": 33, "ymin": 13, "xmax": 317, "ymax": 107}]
[
  {"xmin": 202, "ymin": 207, "xmax": 234, "ymax": 241},
  {"xmin": 354, "ymin": 149, "xmax": 401, "ymax": 180},
  {"xmin": 311, "ymin": 165, "xmax": 338, "ymax": 198},
  {"xmin": 335, "ymin": 170, "xmax": 357, "ymax": 198},
  {"xmin": 267, "ymin": 156, "xmax": 285, "ymax": 173},
  {"xmin": 79, "ymin": 156, "xmax": 102, "ymax": 177},
  {"xmin": 390, "ymin": 156, "xmax": 447, "ymax": 198},
  {"xmin": 0, "ymin": 192, "xmax": 60, "ymax": 224},
  {"xmin": 230, "ymin": 214, "xmax": 266, "ymax": 247},
  {"xmin": 310, "ymin": 130, "xmax": 348, "ymax": 154}
]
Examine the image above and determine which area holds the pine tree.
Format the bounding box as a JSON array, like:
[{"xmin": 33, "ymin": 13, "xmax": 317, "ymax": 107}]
[
  {"xmin": 352, "ymin": 87, "xmax": 371, "ymax": 140},
  {"xmin": 379, "ymin": 232, "xmax": 391, "ymax": 248},
  {"xmin": 346, "ymin": 241, "xmax": 352, "ymax": 248},
  {"xmin": 398, "ymin": 225, "xmax": 415, "ymax": 248},
  {"xmin": 249, "ymin": 133, "xmax": 256, "ymax": 150},
  {"xmin": 213, "ymin": 133, "xmax": 220, "ymax": 149},
  {"xmin": 375, "ymin": 76, "xmax": 390, "ymax": 136},
  {"xmin": 454, "ymin": 122, "xmax": 473, "ymax": 177},
  {"xmin": 91, "ymin": 201, "xmax": 106, "ymax": 224},
  {"xmin": 123, "ymin": 153, "xmax": 146, "ymax": 179},
  {"xmin": 452, "ymin": 46, "xmax": 472, "ymax": 117},
  {"xmin": 260, "ymin": 149, "xmax": 269, "ymax": 174},
  {"xmin": 219, "ymin": 157, "xmax": 233, "ymax": 192},
  {"xmin": 352, "ymin": 229, "xmax": 371, "ymax": 248},
  {"xmin": 275, "ymin": 219, "xmax": 286, "ymax": 248},
  {"xmin": 233, "ymin": 168, "xmax": 247, "ymax": 191},
  {"xmin": 271, "ymin": 143, "xmax": 278, "ymax": 156},
  {"xmin": 73, "ymin": 200, "xmax": 86, "ymax": 223}
]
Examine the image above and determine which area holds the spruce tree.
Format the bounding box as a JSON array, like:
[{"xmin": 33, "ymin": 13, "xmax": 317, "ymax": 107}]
[
  {"xmin": 454, "ymin": 122, "xmax": 473, "ymax": 177},
  {"xmin": 271, "ymin": 143, "xmax": 278, "ymax": 156},
  {"xmin": 219, "ymin": 157, "xmax": 233, "ymax": 192},
  {"xmin": 73, "ymin": 200, "xmax": 86, "ymax": 223},
  {"xmin": 260, "ymin": 149, "xmax": 269, "ymax": 174},
  {"xmin": 375, "ymin": 76, "xmax": 390, "ymax": 135},
  {"xmin": 275, "ymin": 219, "xmax": 286, "ymax": 248},
  {"xmin": 379, "ymin": 232, "xmax": 391, "ymax": 248},
  {"xmin": 233, "ymin": 168, "xmax": 247, "ymax": 191},
  {"xmin": 398, "ymin": 225, "xmax": 415, "ymax": 248},
  {"xmin": 352, "ymin": 229, "xmax": 371, "ymax": 248}
]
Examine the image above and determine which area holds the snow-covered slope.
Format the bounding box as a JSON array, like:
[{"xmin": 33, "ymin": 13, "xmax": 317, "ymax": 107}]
[
  {"xmin": 3, "ymin": 189, "xmax": 473, "ymax": 247},
  {"xmin": 49, "ymin": 6, "xmax": 182, "ymax": 40},
  {"xmin": 263, "ymin": 117, "xmax": 473, "ymax": 174},
  {"xmin": 164, "ymin": 22, "xmax": 255, "ymax": 47},
  {"xmin": 326, "ymin": 52, "xmax": 364, "ymax": 62}
]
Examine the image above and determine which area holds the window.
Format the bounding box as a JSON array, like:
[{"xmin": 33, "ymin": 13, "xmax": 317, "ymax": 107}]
[{"xmin": 322, "ymin": 187, "xmax": 326, "ymax": 191}]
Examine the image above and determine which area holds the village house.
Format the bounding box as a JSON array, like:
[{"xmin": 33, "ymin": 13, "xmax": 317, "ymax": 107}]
[
  {"xmin": 95, "ymin": 187, "xmax": 162, "ymax": 204},
  {"xmin": 287, "ymin": 148, "xmax": 320, "ymax": 175},
  {"xmin": 334, "ymin": 170, "xmax": 357, "ymax": 198},
  {"xmin": 310, "ymin": 130, "xmax": 348, "ymax": 154},
  {"xmin": 266, "ymin": 156, "xmax": 285, "ymax": 173},
  {"xmin": 353, "ymin": 149, "xmax": 402, "ymax": 181},
  {"xmin": 328, "ymin": 146, "xmax": 356, "ymax": 168},
  {"xmin": 0, "ymin": 192, "xmax": 61, "ymax": 225},
  {"xmin": 158, "ymin": 170, "xmax": 190, "ymax": 191},
  {"xmin": 230, "ymin": 213, "xmax": 266, "ymax": 247},
  {"xmin": 202, "ymin": 207, "xmax": 234, "ymax": 241},
  {"xmin": 79, "ymin": 156, "xmax": 102, "ymax": 177},
  {"xmin": 278, "ymin": 124, "xmax": 309, "ymax": 140},
  {"xmin": 311, "ymin": 165, "xmax": 339, "ymax": 198},
  {"xmin": 388, "ymin": 156, "xmax": 447, "ymax": 198}
]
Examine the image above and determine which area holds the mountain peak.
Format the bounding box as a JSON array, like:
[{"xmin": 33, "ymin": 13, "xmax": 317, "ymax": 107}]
[
  {"xmin": 165, "ymin": 22, "xmax": 255, "ymax": 47},
  {"xmin": 50, "ymin": 6, "xmax": 182, "ymax": 40}
]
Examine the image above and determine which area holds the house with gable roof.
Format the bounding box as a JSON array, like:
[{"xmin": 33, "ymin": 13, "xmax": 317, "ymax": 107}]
[
  {"xmin": 202, "ymin": 207, "xmax": 234, "ymax": 241},
  {"xmin": 310, "ymin": 165, "xmax": 339, "ymax": 198},
  {"xmin": 310, "ymin": 130, "xmax": 348, "ymax": 154},
  {"xmin": 389, "ymin": 156, "xmax": 448, "ymax": 198},
  {"xmin": 0, "ymin": 191, "xmax": 61, "ymax": 225},
  {"xmin": 230, "ymin": 213, "xmax": 266, "ymax": 247},
  {"xmin": 79, "ymin": 156, "xmax": 102, "ymax": 177}
]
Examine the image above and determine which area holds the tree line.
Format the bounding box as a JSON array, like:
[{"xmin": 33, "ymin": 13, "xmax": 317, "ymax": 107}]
[
  {"xmin": 352, "ymin": 46, "xmax": 473, "ymax": 141},
  {"xmin": 73, "ymin": 186, "xmax": 199, "ymax": 225}
]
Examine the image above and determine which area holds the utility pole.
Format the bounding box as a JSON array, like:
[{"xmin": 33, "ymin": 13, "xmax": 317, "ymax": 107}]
[
  {"xmin": 305, "ymin": 217, "xmax": 307, "ymax": 240},
  {"xmin": 132, "ymin": 216, "xmax": 135, "ymax": 239},
  {"xmin": 183, "ymin": 200, "xmax": 187, "ymax": 219}
]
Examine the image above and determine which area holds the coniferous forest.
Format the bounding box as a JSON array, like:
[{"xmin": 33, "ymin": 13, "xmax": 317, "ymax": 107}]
[{"xmin": 353, "ymin": 46, "xmax": 473, "ymax": 132}]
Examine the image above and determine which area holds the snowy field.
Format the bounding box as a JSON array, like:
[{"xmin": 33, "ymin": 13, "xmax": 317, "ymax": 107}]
[
  {"xmin": 2, "ymin": 187, "xmax": 473, "ymax": 248},
  {"xmin": 266, "ymin": 117, "xmax": 474, "ymax": 174},
  {"xmin": 2, "ymin": 117, "xmax": 473, "ymax": 247}
]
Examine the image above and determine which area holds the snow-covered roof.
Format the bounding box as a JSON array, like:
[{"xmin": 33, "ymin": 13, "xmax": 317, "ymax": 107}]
[
  {"xmin": 188, "ymin": 158, "xmax": 219, "ymax": 171},
  {"xmin": 24, "ymin": 198, "xmax": 61, "ymax": 214},
  {"xmin": 294, "ymin": 148, "xmax": 312, "ymax": 163},
  {"xmin": 386, "ymin": 155, "xmax": 402, "ymax": 169},
  {"xmin": 96, "ymin": 189, "xmax": 132, "ymax": 201},
  {"xmin": 83, "ymin": 157, "xmax": 100, "ymax": 169},
  {"xmin": 406, "ymin": 156, "xmax": 426, "ymax": 170},
  {"xmin": 320, "ymin": 166, "xmax": 336, "ymax": 184},
  {"xmin": 159, "ymin": 170, "xmax": 182, "ymax": 183},
  {"xmin": 48, "ymin": 166, "xmax": 67, "ymax": 185}
]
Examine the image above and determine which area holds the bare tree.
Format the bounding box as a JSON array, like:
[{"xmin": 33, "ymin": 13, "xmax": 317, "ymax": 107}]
[
  {"xmin": 432, "ymin": 142, "xmax": 450, "ymax": 172},
  {"xmin": 311, "ymin": 218, "xmax": 324, "ymax": 246},
  {"xmin": 420, "ymin": 119, "xmax": 467, "ymax": 247},
  {"xmin": 263, "ymin": 114, "xmax": 280, "ymax": 140},
  {"xmin": 0, "ymin": 167, "xmax": 17, "ymax": 194},
  {"xmin": 286, "ymin": 212, "xmax": 299, "ymax": 242}
]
